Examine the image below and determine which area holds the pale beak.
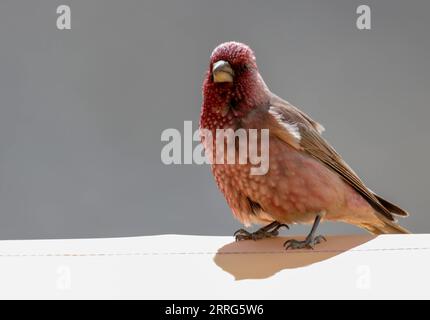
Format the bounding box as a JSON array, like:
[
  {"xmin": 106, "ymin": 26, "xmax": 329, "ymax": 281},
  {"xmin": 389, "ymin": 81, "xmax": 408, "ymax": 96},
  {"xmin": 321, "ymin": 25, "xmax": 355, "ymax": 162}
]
[{"xmin": 212, "ymin": 60, "xmax": 234, "ymax": 83}]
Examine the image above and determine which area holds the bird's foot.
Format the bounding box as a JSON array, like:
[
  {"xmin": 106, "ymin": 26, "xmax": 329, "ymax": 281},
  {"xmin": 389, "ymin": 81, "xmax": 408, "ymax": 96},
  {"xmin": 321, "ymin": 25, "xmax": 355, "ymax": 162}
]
[
  {"xmin": 234, "ymin": 223, "xmax": 289, "ymax": 241},
  {"xmin": 284, "ymin": 235, "xmax": 327, "ymax": 250}
]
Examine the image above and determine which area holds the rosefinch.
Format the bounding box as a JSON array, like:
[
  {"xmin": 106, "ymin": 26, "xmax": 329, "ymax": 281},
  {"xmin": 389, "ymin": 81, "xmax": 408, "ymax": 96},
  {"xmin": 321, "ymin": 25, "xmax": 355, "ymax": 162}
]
[{"xmin": 200, "ymin": 42, "xmax": 409, "ymax": 250}]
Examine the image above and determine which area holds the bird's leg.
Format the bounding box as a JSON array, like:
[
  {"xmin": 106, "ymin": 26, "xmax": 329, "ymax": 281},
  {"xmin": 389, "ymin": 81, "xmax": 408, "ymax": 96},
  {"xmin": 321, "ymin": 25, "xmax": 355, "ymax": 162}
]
[
  {"xmin": 284, "ymin": 213, "xmax": 327, "ymax": 250},
  {"xmin": 235, "ymin": 221, "xmax": 289, "ymax": 241}
]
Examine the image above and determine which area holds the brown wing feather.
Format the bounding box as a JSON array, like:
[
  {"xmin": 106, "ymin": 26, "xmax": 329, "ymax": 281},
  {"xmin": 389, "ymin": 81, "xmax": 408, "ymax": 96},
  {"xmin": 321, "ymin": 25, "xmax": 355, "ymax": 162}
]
[
  {"xmin": 270, "ymin": 94, "xmax": 325, "ymax": 134},
  {"xmin": 298, "ymin": 127, "xmax": 395, "ymax": 221},
  {"xmin": 373, "ymin": 194, "xmax": 409, "ymax": 217},
  {"xmin": 268, "ymin": 97, "xmax": 399, "ymax": 222}
]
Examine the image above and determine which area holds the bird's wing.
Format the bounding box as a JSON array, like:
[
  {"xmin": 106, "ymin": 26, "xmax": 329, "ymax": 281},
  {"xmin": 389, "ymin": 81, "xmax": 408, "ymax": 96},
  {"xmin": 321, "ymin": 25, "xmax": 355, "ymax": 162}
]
[
  {"xmin": 267, "ymin": 96, "xmax": 407, "ymax": 221},
  {"xmin": 270, "ymin": 94, "xmax": 325, "ymax": 134}
]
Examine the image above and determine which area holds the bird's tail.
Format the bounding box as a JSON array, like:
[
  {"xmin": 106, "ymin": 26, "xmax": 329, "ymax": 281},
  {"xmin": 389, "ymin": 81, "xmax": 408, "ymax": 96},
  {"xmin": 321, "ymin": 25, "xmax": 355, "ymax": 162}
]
[
  {"xmin": 360, "ymin": 219, "xmax": 410, "ymax": 235},
  {"xmin": 360, "ymin": 192, "xmax": 410, "ymax": 234},
  {"xmin": 373, "ymin": 194, "xmax": 409, "ymax": 217}
]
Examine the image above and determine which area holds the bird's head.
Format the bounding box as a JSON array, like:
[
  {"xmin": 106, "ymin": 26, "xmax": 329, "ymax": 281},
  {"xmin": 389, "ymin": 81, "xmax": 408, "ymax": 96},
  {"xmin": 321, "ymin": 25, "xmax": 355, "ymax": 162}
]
[
  {"xmin": 202, "ymin": 42, "xmax": 269, "ymax": 126},
  {"xmin": 210, "ymin": 41, "xmax": 257, "ymax": 84}
]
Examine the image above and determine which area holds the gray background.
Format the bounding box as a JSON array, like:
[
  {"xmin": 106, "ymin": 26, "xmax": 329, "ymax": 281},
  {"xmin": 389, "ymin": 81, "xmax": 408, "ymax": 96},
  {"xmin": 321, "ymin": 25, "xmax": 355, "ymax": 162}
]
[{"xmin": 0, "ymin": 0, "xmax": 428, "ymax": 239}]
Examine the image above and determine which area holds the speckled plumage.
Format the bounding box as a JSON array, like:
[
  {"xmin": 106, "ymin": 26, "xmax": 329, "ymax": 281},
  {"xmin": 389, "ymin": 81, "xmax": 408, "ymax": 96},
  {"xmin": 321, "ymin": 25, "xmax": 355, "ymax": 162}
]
[{"xmin": 200, "ymin": 42, "xmax": 409, "ymax": 234}]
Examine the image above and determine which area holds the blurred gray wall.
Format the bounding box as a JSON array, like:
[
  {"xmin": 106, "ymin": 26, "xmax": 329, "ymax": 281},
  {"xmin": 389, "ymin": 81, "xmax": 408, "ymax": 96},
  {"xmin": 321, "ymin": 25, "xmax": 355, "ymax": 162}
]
[{"xmin": 0, "ymin": 0, "xmax": 428, "ymax": 239}]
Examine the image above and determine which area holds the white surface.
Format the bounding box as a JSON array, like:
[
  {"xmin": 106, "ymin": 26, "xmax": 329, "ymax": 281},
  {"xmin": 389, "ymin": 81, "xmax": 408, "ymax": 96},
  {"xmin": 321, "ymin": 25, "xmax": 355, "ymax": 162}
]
[{"xmin": 0, "ymin": 234, "xmax": 428, "ymax": 299}]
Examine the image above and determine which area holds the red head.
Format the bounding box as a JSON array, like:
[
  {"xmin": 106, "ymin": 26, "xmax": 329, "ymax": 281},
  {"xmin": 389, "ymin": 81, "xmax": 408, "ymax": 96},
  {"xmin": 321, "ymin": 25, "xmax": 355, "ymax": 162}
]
[{"xmin": 201, "ymin": 42, "xmax": 269, "ymax": 130}]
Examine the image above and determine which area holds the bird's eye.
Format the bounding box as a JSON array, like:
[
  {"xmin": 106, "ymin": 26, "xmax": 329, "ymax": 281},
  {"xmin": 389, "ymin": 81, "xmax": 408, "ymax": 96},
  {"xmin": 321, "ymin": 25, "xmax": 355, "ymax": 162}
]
[{"xmin": 236, "ymin": 63, "xmax": 251, "ymax": 75}]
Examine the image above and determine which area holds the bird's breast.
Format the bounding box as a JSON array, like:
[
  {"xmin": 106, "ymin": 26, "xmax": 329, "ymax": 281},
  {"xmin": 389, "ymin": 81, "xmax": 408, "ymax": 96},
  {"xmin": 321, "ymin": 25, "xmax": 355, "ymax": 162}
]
[{"xmin": 209, "ymin": 137, "xmax": 349, "ymax": 225}]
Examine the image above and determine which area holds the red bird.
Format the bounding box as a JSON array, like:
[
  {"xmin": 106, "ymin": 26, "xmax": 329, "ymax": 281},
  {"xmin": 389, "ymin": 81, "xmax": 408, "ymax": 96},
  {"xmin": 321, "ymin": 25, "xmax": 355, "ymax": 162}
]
[{"xmin": 200, "ymin": 42, "xmax": 410, "ymax": 249}]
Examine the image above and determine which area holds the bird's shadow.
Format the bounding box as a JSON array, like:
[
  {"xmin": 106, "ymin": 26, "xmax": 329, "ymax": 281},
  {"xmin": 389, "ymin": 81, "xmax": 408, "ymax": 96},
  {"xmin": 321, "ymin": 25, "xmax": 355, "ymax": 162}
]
[{"xmin": 213, "ymin": 235, "xmax": 376, "ymax": 280}]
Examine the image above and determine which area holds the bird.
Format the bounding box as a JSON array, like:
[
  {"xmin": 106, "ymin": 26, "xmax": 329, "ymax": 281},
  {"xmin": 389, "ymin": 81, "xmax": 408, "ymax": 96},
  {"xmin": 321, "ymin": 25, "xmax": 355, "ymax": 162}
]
[{"xmin": 199, "ymin": 41, "xmax": 410, "ymax": 250}]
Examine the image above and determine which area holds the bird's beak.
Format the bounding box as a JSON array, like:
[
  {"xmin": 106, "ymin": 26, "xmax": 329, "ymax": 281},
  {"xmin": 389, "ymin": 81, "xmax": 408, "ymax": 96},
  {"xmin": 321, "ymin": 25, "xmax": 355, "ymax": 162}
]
[{"xmin": 212, "ymin": 60, "xmax": 234, "ymax": 83}]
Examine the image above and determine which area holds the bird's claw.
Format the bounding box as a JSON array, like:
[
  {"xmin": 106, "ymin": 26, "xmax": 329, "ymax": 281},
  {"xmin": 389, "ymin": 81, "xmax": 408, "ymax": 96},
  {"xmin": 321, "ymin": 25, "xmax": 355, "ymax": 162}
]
[
  {"xmin": 234, "ymin": 223, "xmax": 289, "ymax": 242},
  {"xmin": 284, "ymin": 235, "xmax": 327, "ymax": 250},
  {"xmin": 234, "ymin": 229, "xmax": 252, "ymax": 241},
  {"xmin": 235, "ymin": 230, "xmax": 275, "ymax": 241}
]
